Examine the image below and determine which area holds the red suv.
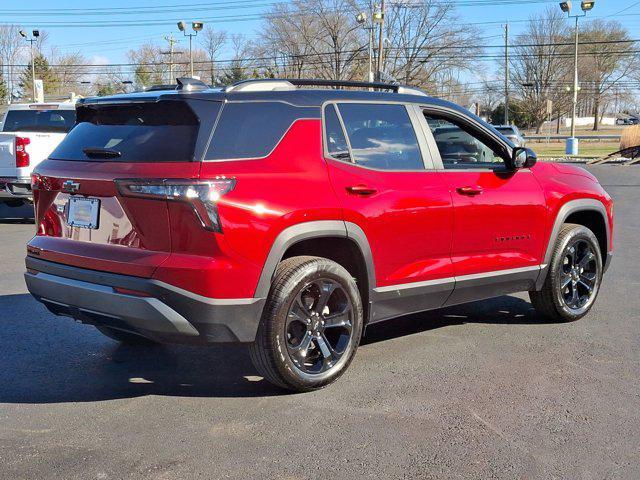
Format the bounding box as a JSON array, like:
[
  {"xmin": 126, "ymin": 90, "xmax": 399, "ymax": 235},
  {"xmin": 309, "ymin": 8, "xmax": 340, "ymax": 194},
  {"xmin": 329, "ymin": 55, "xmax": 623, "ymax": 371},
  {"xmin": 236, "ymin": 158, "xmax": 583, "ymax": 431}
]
[{"xmin": 25, "ymin": 78, "xmax": 614, "ymax": 392}]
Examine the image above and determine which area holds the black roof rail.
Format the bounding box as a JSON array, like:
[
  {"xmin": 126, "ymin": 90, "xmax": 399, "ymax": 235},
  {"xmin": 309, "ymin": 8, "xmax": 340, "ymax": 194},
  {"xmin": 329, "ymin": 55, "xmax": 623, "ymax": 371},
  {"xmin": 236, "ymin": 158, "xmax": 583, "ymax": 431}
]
[
  {"xmin": 285, "ymin": 78, "xmax": 400, "ymax": 92},
  {"xmin": 144, "ymin": 84, "xmax": 176, "ymax": 92}
]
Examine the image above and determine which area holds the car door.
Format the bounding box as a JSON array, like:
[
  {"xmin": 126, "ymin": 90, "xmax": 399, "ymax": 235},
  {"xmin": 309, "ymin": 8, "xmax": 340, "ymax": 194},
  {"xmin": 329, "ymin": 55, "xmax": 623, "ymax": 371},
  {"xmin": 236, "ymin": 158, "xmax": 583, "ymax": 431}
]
[
  {"xmin": 419, "ymin": 106, "xmax": 548, "ymax": 306},
  {"xmin": 323, "ymin": 102, "xmax": 454, "ymax": 323}
]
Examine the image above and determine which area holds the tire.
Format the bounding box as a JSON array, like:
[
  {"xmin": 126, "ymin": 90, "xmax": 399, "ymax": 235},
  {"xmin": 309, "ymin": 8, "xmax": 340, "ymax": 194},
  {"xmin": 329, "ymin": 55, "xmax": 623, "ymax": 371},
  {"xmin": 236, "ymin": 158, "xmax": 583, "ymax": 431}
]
[
  {"xmin": 250, "ymin": 256, "xmax": 363, "ymax": 392},
  {"xmin": 95, "ymin": 326, "xmax": 157, "ymax": 345},
  {"xmin": 530, "ymin": 223, "xmax": 603, "ymax": 322}
]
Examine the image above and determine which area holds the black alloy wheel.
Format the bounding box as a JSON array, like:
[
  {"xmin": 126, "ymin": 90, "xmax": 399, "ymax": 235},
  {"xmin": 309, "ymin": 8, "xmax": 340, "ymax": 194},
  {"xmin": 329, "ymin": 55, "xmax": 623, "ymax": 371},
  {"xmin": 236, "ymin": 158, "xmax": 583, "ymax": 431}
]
[{"xmin": 285, "ymin": 278, "xmax": 354, "ymax": 375}]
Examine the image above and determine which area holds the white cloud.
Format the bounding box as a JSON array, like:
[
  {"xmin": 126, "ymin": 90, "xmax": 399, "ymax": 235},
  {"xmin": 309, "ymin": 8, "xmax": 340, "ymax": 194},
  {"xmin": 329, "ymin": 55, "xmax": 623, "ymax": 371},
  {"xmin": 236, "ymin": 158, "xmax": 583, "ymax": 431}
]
[{"xmin": 90, "ymin": 55, "xmax": 110, "ymax": 66}]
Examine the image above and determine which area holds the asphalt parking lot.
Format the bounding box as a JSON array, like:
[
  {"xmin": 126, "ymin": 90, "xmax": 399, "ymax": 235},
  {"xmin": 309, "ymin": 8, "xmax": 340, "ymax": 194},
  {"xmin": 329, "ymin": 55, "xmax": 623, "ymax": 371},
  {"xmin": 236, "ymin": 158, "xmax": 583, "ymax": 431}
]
[{"xmin": 0, "ymin": 165, "xmax": 638, "ymax": 480}]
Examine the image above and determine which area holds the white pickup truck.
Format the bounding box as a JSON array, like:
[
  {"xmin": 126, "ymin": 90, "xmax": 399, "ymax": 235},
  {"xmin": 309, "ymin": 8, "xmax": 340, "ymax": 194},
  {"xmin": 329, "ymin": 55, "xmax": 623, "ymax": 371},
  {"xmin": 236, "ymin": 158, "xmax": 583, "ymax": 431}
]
[{"xmin": 0, "ymin": 102, "xmax": 76, "ymax": 208}]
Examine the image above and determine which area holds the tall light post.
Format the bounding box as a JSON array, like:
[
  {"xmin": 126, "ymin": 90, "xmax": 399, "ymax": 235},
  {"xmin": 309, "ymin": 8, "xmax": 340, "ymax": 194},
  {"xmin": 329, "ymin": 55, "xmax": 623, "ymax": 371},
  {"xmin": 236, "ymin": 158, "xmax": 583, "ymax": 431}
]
[
  {"xmin": 373, "ymin": 3, "xmax": 385, "ymax": 81},
  {"xmin": 19, "ymin": 29, "xmax": 39, "ymax": 102},
  {"xmin": 559, "ymin": 1, "xmax": 595, "ymax": 156},
  {"xmin": 177, "ymin": 21, "xmax": 204, "ymax": 78},
  {"xmin": 356, "ymin": 12, "xmax": 374, "ymax": 82}
]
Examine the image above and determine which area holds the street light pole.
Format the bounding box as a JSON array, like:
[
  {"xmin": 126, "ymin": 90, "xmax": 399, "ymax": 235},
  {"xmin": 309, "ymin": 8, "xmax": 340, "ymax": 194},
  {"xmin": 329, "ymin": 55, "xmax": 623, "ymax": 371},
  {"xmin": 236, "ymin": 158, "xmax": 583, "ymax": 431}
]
[
  {"xmin": 177, "ymin": 21, "xmax": 204, "ymax": 79},
  {"xmin": 188, "ymin": 34, "xmax": 194, "ymax": 77},
  {"xmin": 560, "ymin": 1, "xmax": 595, "ymax": 155},
  {"xmin": 356, "ymin": 11, "xmax": 374, "ymax": 82},
  {"xmin": 19, "ymin": 30, "xmax": 39, "ymax": 102},
  {"xmin": 504, "ymin": 23, "xmax": 509, "ymax": 125},
  {"xmin": 375, "ymin": 1, "xmax": 385, "ymax": 81},
  {"xmin": 571, "ymin": 15, "xmax": 579, "ymax": 140},
  {"xmin": 30, "ymin": 39, "xmax": 36, "ymax": 101}
]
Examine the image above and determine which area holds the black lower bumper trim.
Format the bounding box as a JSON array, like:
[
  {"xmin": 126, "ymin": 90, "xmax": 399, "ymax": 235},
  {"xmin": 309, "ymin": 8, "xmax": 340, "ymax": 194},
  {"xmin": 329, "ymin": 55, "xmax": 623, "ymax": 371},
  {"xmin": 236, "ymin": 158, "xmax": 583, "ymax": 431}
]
[{"xmin": 25, "ymin": 257, "xmax": 265, "ymax": 344}]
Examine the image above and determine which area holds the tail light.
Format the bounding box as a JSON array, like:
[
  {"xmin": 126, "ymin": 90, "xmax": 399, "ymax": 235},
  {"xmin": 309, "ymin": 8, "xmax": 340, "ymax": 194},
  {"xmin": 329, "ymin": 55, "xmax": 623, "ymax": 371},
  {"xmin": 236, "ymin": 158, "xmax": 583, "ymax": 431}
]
[
  {"xmin": 15, "ymin": 137, "xmax": 30, "ymax": 168},
  {"xmin": 115, "ymin": 178, "xmax": 235, "ymax": 233},
  {"xmin": 31, "ymin": 173, "xmax": 42, "ymax": 190}
]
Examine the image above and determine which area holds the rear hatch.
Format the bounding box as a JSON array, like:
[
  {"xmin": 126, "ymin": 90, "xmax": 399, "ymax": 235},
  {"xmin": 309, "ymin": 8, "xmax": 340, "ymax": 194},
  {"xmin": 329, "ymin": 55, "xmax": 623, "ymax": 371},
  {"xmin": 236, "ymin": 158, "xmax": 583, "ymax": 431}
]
[{"xmin": 29, "ymin": 97, "xmax": 220, "ymax": 278}]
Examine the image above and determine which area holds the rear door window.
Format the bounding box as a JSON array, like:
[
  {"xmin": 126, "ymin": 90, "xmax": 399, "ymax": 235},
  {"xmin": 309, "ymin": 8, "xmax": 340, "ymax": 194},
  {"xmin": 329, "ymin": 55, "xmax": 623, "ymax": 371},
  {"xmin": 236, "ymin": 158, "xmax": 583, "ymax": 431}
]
[
  {"xmin": 2, "ymin": 109, "xmax": 76, "ymax": 133},
  {"xmin": 336, "ymin": 103, "xmax": 423, "ymax": 171},
  {"xmin": 50, "ymin": 101, "xmax": 206, "ymax": 162}
]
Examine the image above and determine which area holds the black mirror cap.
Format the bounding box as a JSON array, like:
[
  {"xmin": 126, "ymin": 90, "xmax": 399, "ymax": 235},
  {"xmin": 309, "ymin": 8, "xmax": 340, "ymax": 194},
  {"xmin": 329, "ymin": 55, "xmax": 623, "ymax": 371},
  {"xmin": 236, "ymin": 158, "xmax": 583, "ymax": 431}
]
[{"xmin": 512, "ymin": 147, "xmax": 537, "ymax": 169}]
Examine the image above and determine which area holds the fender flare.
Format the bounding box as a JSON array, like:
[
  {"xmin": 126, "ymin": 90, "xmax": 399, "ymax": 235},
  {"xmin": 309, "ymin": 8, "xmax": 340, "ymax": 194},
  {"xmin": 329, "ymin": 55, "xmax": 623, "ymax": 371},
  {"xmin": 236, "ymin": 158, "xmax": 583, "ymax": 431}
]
[
  {"xmin": 253, "ymin": 220, "xmax": 376, "ymax": 299},
  {"xmin": 536, "ymin": 198, "xmax": 611, "ymax": 290}
]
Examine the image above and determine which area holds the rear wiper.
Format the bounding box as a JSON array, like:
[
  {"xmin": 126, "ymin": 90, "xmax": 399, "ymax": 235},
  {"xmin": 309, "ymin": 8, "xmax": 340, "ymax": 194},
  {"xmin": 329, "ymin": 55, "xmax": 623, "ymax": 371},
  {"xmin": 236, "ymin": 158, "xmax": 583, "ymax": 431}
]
[{"xmin": 83, "ymin": 147, "xmax": 121, "ymax": 159}]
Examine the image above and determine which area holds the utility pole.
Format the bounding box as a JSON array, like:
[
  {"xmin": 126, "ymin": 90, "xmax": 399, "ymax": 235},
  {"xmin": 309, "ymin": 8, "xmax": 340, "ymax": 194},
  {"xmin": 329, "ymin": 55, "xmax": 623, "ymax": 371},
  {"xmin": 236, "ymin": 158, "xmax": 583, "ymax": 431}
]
[
  {"xmin": 504, "ymin": 23, "xmax": 509, "ymax": 125},
  {"xmin": 163, "ymin": 35, "xmax": 178, "ymax": 84},
  {"xmin": 376, "ymin": 0, "xmax": 385, "ymax": 81}
]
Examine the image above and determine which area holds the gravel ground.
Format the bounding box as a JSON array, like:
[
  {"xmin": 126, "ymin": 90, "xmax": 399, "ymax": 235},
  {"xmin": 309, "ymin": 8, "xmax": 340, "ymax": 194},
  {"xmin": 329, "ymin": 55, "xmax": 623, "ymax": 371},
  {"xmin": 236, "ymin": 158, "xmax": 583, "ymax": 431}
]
[{"xmin": 0, "ymin": 165, "xmax": 638, "ymax": 480}]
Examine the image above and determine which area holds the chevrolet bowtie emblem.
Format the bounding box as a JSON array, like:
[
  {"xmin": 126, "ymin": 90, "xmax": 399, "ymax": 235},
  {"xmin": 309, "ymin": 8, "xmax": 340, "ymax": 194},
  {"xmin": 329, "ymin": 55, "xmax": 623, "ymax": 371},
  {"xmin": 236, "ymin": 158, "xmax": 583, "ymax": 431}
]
[{"xmin": 62, "ymin": 180, "xmax": 80, "ymax": 193}]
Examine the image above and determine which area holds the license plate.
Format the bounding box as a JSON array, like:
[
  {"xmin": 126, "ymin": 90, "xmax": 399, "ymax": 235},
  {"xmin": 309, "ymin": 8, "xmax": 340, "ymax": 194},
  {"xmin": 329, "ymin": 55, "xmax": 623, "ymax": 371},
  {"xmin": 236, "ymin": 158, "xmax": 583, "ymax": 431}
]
[{"xmin": 67, "ymin": 197, "xmax": 100, "ymax": 229}]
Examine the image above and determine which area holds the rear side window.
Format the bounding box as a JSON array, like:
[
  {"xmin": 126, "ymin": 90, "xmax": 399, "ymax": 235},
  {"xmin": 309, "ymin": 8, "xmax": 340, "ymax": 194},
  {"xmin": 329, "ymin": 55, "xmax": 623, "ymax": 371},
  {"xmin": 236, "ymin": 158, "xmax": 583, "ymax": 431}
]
[
  {"xmin": 337, "ymin": 103, "xmax": 423, "ymax": 171},
  {"xmin": 50, "ymin": 101, "xmax": 204, "ymax": 162},
  {"xmin": 206, "ymin": 102, "xmax": 309, "ymax": 160},
  {"xmin": 2, "ymin": 109, "xmax": 76, "ymax": 133}
]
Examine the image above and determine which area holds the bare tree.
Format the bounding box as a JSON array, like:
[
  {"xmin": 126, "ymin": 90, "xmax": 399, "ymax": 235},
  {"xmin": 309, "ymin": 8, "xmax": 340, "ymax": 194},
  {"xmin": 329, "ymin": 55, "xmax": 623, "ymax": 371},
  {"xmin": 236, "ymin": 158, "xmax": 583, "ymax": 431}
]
[
  {"xmin": 94, "ymin": 65, "xmax": 129, "ymax": 96},
  {"xmin": 0, "ymin": 25, "xmax": 25, "ymax": 102},
  {"xmin": 259, "ymin": 0, "xmax": 364, "ymax": 80},
  {"xmin": 201, "ymin": 26, "xmax": 227, "ymax": 85},
  {"xmin": 580, "ymin": 19, "xmax": 637, "ymax": 130},
  {"xmin": 508, "ymin": 7, "xmax": 572, "ymax": 132},
  {"xmin": 382, "ymin": 1, "xmax": 481, "ymax": 88},
  {"xmin": 47, "ymin": 48, "xmax": 91, "ymax": 97},
  {"xmin": 127, "ymin": 42, "xmax": 165, "ymax": 88},
  {"xmin": 219, "ymin": 34, "xmax": 254, "ymax": 84},
  {"xmin": 257, "ymin": 1, "xmax": 322, "ymax": 78}
]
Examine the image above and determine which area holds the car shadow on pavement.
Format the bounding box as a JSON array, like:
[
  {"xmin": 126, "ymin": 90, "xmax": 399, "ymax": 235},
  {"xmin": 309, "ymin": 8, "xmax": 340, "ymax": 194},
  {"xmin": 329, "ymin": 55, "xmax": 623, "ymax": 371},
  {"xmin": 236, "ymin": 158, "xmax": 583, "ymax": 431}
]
[
  {"xmin": 0, "ymin": 293, "xmax": 552, "ymax": 403},
  {"xmin": 0, "ymin": 294, "xmax": 284, "ymax": 403}
]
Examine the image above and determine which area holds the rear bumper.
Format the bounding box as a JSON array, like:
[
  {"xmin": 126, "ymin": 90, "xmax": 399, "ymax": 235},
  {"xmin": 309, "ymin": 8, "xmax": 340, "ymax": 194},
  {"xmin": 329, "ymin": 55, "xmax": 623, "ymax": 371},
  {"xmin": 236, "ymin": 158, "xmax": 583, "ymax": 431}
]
[
  {"xmin": 24, "ymin": 257, "xmax": 265, "ymax": 344},
  {"xmin": 0, "ymin": 177, "xmax": 32, "ymax": 200}
]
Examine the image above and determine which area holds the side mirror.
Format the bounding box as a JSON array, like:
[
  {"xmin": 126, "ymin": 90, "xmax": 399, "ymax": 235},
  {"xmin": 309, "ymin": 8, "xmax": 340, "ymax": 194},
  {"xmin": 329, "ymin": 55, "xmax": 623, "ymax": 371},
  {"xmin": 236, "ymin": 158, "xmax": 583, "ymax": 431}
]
[{"xmin": 512, "ymin": 147, "xmax": 537, "ymax": 169}]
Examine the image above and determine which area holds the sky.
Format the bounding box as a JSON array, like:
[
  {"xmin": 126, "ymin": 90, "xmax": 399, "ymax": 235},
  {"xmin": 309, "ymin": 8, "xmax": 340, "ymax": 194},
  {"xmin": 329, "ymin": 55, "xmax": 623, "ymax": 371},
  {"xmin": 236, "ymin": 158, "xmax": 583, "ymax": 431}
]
[{"xmin": 2, "ymin": 0, "xmax": 639, "ymax": 75}]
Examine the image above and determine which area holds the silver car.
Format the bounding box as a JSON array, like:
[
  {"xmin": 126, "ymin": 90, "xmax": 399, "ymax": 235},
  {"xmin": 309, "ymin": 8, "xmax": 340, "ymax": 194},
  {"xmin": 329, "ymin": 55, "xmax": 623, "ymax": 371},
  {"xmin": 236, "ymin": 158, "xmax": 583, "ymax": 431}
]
[{"xmin": 494, "ymin": 125, "xmax": 526, "ymax": 147}]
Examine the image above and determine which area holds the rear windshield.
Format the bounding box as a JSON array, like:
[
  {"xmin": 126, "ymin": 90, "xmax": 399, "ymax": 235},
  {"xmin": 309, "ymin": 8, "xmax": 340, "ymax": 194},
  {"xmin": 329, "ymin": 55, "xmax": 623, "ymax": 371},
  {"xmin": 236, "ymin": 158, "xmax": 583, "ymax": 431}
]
[
  {"xmin": 2, "ymin": 109, "xmax": 76, "ymax": 133},
  {"xmin": 50, "ymin": 101, "xmax": 202, "ymax": 162}
]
